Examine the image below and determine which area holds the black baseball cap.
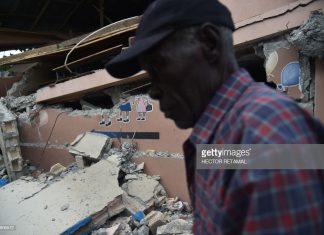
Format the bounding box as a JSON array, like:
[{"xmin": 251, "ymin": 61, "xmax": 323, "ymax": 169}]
[{"xmin": 105, "ymin": 0, "xmax": 235, "ymax": 78}]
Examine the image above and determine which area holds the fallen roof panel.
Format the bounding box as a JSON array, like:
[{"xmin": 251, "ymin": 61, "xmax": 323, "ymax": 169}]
[
  {"xmin": 36, "ymin": 69, "xmax": 148, "ymax": 104},
  {"xmin": 52, "ymin": 45, "xmax": 123, "ymax": 72}
]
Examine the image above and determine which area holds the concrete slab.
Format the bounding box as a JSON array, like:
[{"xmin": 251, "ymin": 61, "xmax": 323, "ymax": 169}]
[
  {"xmin": 126, "ymin": 177, "xmax": 159, "ymax": 202},
  {"xmin": 156, "ymin": 219, "xmax": 192, "ymax": 235},
  {"xmin": 69, "ymin": 132, "xmax": 111, "ymax": 159},
  {"xmin": 0, "ymin": 160, "xmax": 124, "ymax": 235}
]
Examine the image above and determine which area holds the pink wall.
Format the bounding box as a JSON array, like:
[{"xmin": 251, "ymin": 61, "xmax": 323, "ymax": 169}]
[
  {"xmin": 230, "ymin": 0, "xmax": 323, "ymax": 46},
  {"xmin": 315, "ymin": 59, "xmax": 324, "ymax": 124},
  {"xmin": 19, "ymin": 102, "xmax": 191, "ymax": 201},
  {"xmin": 221, "ymin": 0, "xmax": 297, "ymax": 23},
  {"xmin": 19, "ymin": 101, "xmax": 191, "ymax": 155},
  {"xmin": 0, "ymin": 76, "xmax": 22, "ymax": 97}
]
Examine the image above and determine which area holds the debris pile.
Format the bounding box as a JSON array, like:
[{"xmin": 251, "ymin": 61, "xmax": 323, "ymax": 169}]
[
  {"xmin": 89, "ymin": 140, "xmax": 193, "ymax": 235},
  {"xmin": 0, "ymin": 132, "xmax": 193, "ymax": 234},
  {"xmin": 0, "ymin": 166, "xmax": 9, "ymax": 186}
]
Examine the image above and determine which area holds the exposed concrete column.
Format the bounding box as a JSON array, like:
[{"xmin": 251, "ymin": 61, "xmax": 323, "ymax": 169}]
[
  {"xmin": 288, "ymin": 11, "xmax": 324, "ymax": 58},
  {"xmin": 288, "ymin": 11, "xmax": 324, "ymax": 112},
  {"xmin": 298, "ymin": 55, "xmax": 315, "ymax": 103},
  {"xmin": 0, "ymin": 101, "xmax": 23, "ymax": 181}
]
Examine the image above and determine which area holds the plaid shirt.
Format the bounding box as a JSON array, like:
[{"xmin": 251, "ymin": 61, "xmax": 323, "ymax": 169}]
[{"xmin": 184, "ymin": 68, "xmax": 324, "ymax": 235}]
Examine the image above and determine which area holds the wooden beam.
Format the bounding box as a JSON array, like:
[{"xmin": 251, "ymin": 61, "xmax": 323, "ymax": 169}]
[{"xmin": 31, "ymin": 0, "xmax": 51, "ymax": 30}]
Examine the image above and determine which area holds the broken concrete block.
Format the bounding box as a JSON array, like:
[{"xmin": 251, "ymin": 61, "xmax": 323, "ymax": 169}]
[
  {"xmin": 107, "ymin": 154, "xmax": 122, "ymax": 166},
  {"xmin": 156, "ymin": 219, "xmax": 192, "ymax": 235},
  {"xmin": 151, "ymin": 175, "xmax": 160, "ymax": 181},
  {"xmin": 135, "ymin": 162, "xmax": 144, "ymax": 172},
  {"xmin": 49, "ymin": 163, "xmax": 66, "ymax": 176},
  {"xmin": 92, "ymin": 224, "xmax": 121, "ymax": 235},
  {"xmin": 115, "ymin": 222, "xmax": 133, "ymax": 235},
  {"xmin": 288, "ymin": 12, "xmax": 324, "ymax": 57},
  {"xmin": 69, "ymin": 132, "xmax": 111, "ymax": 160},
  {"xmin": 106, "ymin": 224, "xmax": 121, "ymax": 235},
  {"xmin": 38, "ymin": 173, "xmax": 47, "ymax": 183},
  {"xmin": 121, "ymin": 163, "xmax": 137, "ymax": 174},
  {"xmin": 0, "ymin": 160, "xmax": 124, "ymax": 234},
  {"xmin": 168, "ymin": 201, "xmax": 184, "ymax": 212},
  {"xmin": 125, "ymin": 177, "xmax": 159, "ymax": 202},
  {"xmin": 133, "ymin": 225, "xmax": 149, "ymax": 235},
  {"xmin": 183, "ymin": 202, "xmax": 192, "ymax": 213},
  {"xmin": 75, "ymin": 155, "xmax": 85, "ymax": 169},
  {"xmin": 47, "ymin": 175, "xmax": 54, "ymax": 181},
  {"xmin": 154, "ymin": 196, "xmax": 167, "ymax": 208},
  {"xmin": 122, "ymin": 175, "xmax": 167, "ymax": 213},
  {"xmin": 125, "ymin": 174, "xmax": 138, "ymax": 181},
  {"xmin": 122, "ymin": 193, "xmax": 146, "ymax": 215},
  {"xmin": 145, "ymin": 211, "xmax": 168, "ymax": 235},
  {"xmin": 92, "ymin": 194, "xmax": 125, "ymax": 228}
]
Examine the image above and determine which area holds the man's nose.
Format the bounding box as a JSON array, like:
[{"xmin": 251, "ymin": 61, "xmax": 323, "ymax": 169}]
[{"xmin": 148, "ymin": 84, "xmax": 162, "ymax": 100}]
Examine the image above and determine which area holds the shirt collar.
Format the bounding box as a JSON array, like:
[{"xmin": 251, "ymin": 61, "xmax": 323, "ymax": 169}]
[{"xmin": 189, "ymin": 68, "xmax": 254, "ymax": 144}]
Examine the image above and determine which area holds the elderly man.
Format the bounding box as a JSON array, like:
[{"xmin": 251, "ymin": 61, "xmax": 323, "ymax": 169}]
[{"xmin": 106, "ymin": 0, "xmax": 324, "ymax": 234}]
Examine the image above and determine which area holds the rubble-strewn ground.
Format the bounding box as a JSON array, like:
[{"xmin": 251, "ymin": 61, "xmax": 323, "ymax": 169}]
[{"xmin": 0, "ymin": 135, "xmax": 193, "ymax": 235}]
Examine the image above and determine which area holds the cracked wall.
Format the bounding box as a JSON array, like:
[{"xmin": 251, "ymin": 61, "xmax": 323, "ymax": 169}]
[{"xmin": 15, "ymin": 98, "xmax": 190, "ymax": 199}]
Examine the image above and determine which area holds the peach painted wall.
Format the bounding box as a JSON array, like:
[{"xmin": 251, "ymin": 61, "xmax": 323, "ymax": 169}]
[
  {"xmin": 0, "ymin": 76, "xmax": 22, "ymax": 97},
  {"xmin": 19, "ymin": 102, "xmax": 191, "ymax": 201},
  {"xmin": 230, "ymin": 1, "xmax": 324, "ymax": 46},
  {"xmin": 19, "ymin": 101, "xmax": 191, "ymax": 154},
  {"xmin": 220, "ymin": 0, "xmax": 297, "ymax": 23},
  {"xmin": 315, "ymin": 59, "xmax": 324, "ymax": 124}
]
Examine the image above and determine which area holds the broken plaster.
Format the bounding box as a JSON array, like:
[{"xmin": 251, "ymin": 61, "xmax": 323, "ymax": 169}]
[
  {"xmin": 299, "ymin": 55, "xmax": 315, "ymax": 102},
  {"xmin": 262, "ymin": 37, "xmax": 291, "ymax": 59},
  {"xmin": 288, "ymin": 11, "xmax": 324, "ymax": 58}
]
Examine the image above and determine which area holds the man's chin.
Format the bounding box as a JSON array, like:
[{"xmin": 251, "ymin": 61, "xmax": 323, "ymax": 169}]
[
  {"xmin": 163, "ymin": 111, "xmax": 194, "ymax": 129},
  {"xmin": 173, "ymin": 119, "xmax": 193, "ymax": 129}
]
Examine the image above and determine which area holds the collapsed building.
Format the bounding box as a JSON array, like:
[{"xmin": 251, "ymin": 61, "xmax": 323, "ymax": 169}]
[{"xmin": 0, "ymin": 0, "xmax": 324, "ymax": 234}]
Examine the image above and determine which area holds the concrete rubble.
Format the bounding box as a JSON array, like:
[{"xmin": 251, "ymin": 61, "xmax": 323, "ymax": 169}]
[
  {"xmin": 0, "ymin": 3, "xmax": 324, "ymax": 235},
  {"xmin": 288, "ymin": 12, "xmax": 324, "ymax": 58},
  {"xmin": 49, "ymin": 163, "xmax": 66, "ymax": 176},
  {"xmin": 90, "ymin": 142, "xmax": 193, "ymax": 235},
  {"xmin": 156, "ymin": 219, "xmax": 193, "ymax": 235},
  {"xmin": 0, "ymin": 136, "xmax": 193, "ymax": 235},
  {"xmin": 0, "ymin": 101, "xmax": 23, "ymax": 181},
  {"xmin": 69, "ymin": 132, "xmax": 112, "ymax": 160},
  {"xmin": 0, "ymin": 159, "xmax": 125, "ymax": 234}
]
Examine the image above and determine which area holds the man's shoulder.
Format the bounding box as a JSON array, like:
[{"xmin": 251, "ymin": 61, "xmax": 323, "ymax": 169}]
[
  {"xmin": 230, "ymin": 83, "xmax": 324, "ymax": 143},
  {"xmin": 238, "ymin": 84, "xmax": 301, "ymax": 118}
]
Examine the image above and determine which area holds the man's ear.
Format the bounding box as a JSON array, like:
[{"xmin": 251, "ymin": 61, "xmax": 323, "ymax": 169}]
[{"xmin": 197, "ymin": 23, "xmax": 222, "ymax": 64}]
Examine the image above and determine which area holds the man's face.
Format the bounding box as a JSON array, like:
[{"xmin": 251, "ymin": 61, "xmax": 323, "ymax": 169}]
[{"xmin": 139, "ymin": 33, "xmax": 220, "ymax": 129}]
